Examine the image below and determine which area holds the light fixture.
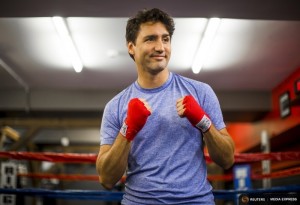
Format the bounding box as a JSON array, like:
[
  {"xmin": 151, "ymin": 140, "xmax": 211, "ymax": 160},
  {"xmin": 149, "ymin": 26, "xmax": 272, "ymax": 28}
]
[
  {"xmin": 61, "ymin": 136, "xmax": 70, "ymax": 147},
  {"xmin": 52, "ymin": 16, "xmax": 83, "ymax": 73},
  {"xmin": 191, "ymin": 18, "xmax": 221, "ymax": 74}
]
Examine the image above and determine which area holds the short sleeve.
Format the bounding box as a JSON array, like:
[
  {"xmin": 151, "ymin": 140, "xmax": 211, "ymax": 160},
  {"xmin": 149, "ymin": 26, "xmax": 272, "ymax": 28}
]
[
  {"xmin": 201, "ymin": 84, "xmax": 226, "ymax": 130},
  {"xmin": 100, "ymin": 99, "xmax": 121, "ymax": 145}
]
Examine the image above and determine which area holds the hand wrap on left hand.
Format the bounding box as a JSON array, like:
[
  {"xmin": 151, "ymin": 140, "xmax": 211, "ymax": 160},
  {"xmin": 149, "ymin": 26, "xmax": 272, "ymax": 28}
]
[{"xmin": 183, "ymin": 95, "xmax": 212, "ymax": 133}]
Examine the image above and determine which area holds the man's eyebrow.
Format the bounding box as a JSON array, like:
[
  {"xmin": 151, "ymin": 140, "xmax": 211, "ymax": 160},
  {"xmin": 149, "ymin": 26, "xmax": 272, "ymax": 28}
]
[
  {"xmin": 143, "ymin": 34, "xmax": 170, "ymax": 39},
  {"xmin": 144, "ymin": 34, "xmax": 157, "ymax": 39}
]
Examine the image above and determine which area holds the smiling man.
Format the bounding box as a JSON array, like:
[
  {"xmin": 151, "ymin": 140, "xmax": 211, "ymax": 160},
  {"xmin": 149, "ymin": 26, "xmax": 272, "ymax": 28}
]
[{"xmin": 96, "ymin": 8, "xmax": 235, "ymax": 205}]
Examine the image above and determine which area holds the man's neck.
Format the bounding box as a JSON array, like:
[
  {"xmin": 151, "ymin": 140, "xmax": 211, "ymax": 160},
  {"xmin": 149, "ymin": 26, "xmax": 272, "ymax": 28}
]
[{"xmin": 137, "ymin": 69, "xmax": 169, "ymax": 89}]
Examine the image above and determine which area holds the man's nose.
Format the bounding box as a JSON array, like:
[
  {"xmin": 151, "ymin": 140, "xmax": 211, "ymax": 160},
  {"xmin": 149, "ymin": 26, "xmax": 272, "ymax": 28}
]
[{"xmin": 154, "ymin": 40, "xmax": 164, "ymax": 52}]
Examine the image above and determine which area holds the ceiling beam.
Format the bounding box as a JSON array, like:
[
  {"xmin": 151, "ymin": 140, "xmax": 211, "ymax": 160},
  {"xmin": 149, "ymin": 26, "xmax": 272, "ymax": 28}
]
[
  {"xmin": 0, "ymin": 90, "xmax": 270, "ymax": 111},
  {"xmin": 1, "ymin": 118, "xmax": 100, "ymax": 151},
  {"xmin": 0, "ymin": 89, "xmax": 270, "ymax": 122},
  {"xmin": 0, "ymin": 118, "xmax": 100, "ymax": 128},
  {"xmin": 8, "ymin": 127, "xmax": 39, "ymax": 151},
  {"xmin": 1, "ymin": 0, "xmax": 300, "ymax": 20}
]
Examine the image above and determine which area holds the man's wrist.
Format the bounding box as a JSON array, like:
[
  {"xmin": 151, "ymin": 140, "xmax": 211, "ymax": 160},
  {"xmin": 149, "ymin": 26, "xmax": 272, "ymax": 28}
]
[
  {"xmin": 120, "ymin": 122, "xmax": 137, "ymax": 141},
  {"xmin": 195, "ymin": 115, "xmax": 212, "ymax": 133},
  {"xmin": 120, "ymin": 122, "xmax": 128, "ymax": 137}
]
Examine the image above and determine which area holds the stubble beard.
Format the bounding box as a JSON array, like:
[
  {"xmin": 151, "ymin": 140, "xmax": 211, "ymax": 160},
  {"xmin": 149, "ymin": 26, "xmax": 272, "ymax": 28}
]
[
  {"xmin": 143, "ymin": 58, "xmax": 168, "ymax": 76},
  {"xmin": 146, "ymin": 65, "xmax": 165, "ymax": 75}
]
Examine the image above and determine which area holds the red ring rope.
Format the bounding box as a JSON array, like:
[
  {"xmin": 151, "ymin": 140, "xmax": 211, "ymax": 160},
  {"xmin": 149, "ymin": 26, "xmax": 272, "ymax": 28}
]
[{"xmin": 1, "ymin": 151, "xmax": 299, "ymax": 163}]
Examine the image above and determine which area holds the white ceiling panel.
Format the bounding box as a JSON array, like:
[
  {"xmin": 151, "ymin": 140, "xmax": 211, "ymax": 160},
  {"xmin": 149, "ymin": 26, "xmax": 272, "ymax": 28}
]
[{"xmin": 1, "ymin": 17, "xmax": 300, "ymax": 92}]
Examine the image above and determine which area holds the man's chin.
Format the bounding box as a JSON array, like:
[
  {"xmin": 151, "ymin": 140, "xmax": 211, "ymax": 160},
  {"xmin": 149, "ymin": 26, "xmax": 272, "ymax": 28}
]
[{"xmin": 147, "ymin": 66, "xmax": 166, "ymax": 75}]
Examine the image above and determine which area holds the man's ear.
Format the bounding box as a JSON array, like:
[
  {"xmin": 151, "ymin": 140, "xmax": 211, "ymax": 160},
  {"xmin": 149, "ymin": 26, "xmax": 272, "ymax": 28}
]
[{"xmin": 127, "ymin": 42, "xmax": 135, "ymax": 56}]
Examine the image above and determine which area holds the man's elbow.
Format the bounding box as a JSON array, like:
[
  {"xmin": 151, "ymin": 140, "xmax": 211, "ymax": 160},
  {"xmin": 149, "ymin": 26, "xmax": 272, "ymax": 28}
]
[
  {"xmin": 223, "ymin": 159, "xmax": 234, "ymax": 169},
  {"xmin": 223, "ymin": 140, "xmax": 235, "ymax": 169},
  {"xmin": 99, "ymin": 175, "xmax": 115, "ymax": 190},
  {"xmin": 222, "ymin": 155, "xmax": 235, "ymax": 170},
  {"xmin": 101, "ymin": 182, "xmax": 114, "ymax": 190}
]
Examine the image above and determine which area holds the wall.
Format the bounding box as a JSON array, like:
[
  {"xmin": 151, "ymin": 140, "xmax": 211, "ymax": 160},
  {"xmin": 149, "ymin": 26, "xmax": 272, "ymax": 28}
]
[{"xmin": 227, "ymin": 67, "xmax": 300, "ymax": 153}]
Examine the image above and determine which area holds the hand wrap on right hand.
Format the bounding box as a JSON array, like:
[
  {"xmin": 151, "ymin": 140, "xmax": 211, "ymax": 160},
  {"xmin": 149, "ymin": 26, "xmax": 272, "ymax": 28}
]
[{"xmin": 120, "ymin": 98, "xmax": 151, "ymax": 141}]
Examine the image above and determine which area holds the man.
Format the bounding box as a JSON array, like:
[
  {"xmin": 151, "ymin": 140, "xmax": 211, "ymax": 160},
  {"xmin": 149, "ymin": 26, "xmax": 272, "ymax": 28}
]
[{"xmin": 96, "ymin": 8, "xmax": 235, "ymax": 204}]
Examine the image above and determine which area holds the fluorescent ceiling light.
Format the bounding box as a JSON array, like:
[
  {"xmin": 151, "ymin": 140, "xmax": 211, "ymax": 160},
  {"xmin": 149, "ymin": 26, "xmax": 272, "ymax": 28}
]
[
  {"xmin": 52, "ymin": 16, "xmax": 83, "ymax": 73},
  {"xmin": 192, "ymin": 18, "xmax": 221, "ymax": 74}
]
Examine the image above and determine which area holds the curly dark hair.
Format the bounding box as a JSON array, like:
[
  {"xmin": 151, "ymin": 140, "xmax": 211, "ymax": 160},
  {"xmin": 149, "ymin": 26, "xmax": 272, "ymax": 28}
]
[{"xmin": 126, "ymin": 8, "xmax": 175, "ymax": 60}]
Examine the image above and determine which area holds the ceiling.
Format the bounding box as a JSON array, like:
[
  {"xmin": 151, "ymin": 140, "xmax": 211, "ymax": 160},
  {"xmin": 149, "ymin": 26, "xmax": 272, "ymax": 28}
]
[{"xmin": 0, "ymin": 0, "xmax": 300, "ymax": 151}]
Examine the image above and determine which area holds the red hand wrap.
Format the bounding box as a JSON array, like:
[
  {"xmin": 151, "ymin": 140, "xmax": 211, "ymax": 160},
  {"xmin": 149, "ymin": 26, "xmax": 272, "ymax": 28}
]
[
  {"xmin": 120, "ymin": 98, "xmax": 151, "ymax": 141},
  {"xmin": 183, "ymin": 95, "xmax": 212, "ymax": 133}
]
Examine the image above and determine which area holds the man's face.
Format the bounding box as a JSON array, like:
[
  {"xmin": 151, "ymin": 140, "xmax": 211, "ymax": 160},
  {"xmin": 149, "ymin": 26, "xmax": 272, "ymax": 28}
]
[{"xmin": 128, "ymin": 22, "xmax": 171, "ymax": 75}]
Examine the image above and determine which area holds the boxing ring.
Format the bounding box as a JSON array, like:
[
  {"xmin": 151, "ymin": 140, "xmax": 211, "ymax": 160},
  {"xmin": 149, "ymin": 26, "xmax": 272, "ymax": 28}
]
[{"xmin": 1, "ymin": 151, "xmax": 300, "ymax": 203}]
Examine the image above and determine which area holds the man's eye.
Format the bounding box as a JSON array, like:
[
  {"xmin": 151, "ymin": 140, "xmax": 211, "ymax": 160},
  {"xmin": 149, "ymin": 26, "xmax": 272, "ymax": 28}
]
[
  {"xmin": 163, "ymin": 37, "xmax": 170, "ymax": 43},
  {"xmin": 146, "ymin": 37, "xmax": 155, "ymax": 41}
]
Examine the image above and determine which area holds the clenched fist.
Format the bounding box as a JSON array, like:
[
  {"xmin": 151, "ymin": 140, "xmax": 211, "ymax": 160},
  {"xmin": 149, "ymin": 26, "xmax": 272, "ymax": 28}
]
[
  {"xmin": 120, "ymin": 98, "xmax": 152, "ymax": 141},
  {"xmin": 176, "ymin": 95, "xmax": 211, "ymax": 133}
]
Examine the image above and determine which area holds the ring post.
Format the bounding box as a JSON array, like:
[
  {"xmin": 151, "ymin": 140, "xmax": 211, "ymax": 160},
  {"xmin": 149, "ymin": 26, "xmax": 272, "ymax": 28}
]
[
  {"xmin": 1, "ymin": 162, "xmax": 17, "ymax": 205},
  {"xmin": 261, "ymin": 130, "xmax": 271, "ymax": 188}
]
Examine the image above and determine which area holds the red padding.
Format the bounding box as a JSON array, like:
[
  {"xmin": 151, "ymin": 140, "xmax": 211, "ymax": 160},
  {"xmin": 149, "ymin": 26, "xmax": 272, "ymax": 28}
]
[
  {"xmin": 18, "ymin": 173, "xmax": 99, "ymax": 181},
  {"xmin": 0, "ymin": 151, "xmax": 96, "ymax": 163},
  {"xmin": 232, "ymin": 152, "xmax": 300, "ymax": 163},
  {"xmin": 1, "ymin": 151, "xmax": 300, "ymax": 163},
  {"xmin": 207, "ymin": 167, "xmax": 300, "ymax": 181}
]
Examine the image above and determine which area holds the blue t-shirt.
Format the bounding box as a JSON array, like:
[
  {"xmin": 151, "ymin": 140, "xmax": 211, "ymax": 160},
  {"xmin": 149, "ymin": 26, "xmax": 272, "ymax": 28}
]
[{"xmin": 100, "ymin": 72, "xmax": 225, "ymax": 204}]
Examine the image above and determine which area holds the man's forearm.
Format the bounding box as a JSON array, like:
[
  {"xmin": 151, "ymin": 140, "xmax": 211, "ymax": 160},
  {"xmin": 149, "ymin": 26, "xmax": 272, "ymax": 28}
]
[
  {"xmin": 96, "ymin": 134, "xmax": 131, "ymax": 189},
  {"xmin": 203, "ymin": 125, "xmax": 235, "ymax": 169},
  {"xmin": 97, "ymin": 98, "xmax": 151, "ymax": 189}
]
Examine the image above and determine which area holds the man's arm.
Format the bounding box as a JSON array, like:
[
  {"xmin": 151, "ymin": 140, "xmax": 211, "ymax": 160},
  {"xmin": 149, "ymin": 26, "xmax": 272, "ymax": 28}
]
[
  {"xmin": 96, "ymin": 134, "xmax": 131, "ymax": 190},
  {"xmin": 203, "ymin": 126, "xmax": 235, "ymax": 169},
  {"xmin": 96, "ymin": 98, "xmax": 151, "ymax": 189},
  {"xmin": 176, "ymin": 95, "xmax": 235, "ymax": 169}
]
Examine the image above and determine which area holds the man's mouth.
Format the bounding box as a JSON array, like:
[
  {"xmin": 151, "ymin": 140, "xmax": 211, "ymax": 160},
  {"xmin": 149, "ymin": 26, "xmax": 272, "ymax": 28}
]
[{"xmin": 150, "ymin": 55, "xmax": 165, "ymax": 60}]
